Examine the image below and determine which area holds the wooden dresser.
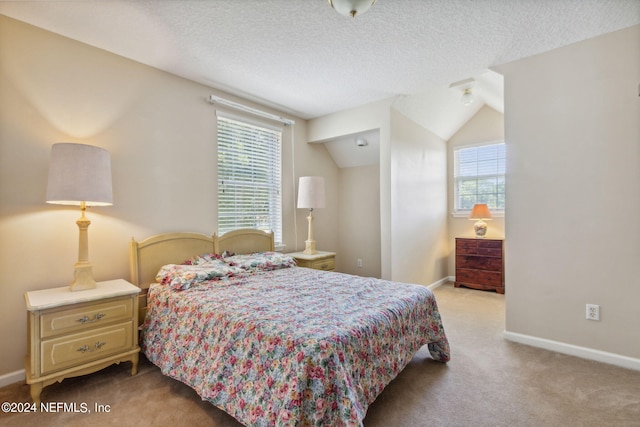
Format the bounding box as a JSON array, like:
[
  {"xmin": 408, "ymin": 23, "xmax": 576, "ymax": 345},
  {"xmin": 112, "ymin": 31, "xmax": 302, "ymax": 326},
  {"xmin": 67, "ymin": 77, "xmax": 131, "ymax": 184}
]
[
  {"xmin": 288, "ymin": 251, "xmax": 336, "ymax": 271},
  {"xmin": 455, "ymin": 238, "xmax": 504, "ymax": 294},
  {"xmin": 24, "ymin": 279, "xmax": 140, "ymax": 404}
]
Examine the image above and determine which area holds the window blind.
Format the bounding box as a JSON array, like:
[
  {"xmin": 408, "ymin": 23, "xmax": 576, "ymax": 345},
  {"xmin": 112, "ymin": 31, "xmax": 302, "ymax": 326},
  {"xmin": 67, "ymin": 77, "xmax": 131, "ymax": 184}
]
[
  {"xmin": 217, "ymin": 113, "xmax": 283, "ymax": 244},
  {"xmin": 454, "ymin": 142, "xmax": 506, "ymax": 212}
]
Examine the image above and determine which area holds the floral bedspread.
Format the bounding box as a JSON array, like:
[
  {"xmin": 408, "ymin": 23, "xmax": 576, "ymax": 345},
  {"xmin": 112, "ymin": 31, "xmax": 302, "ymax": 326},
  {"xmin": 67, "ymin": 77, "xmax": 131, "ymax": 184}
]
[{"xmin": 142, "ymin": 266, "xmax": 450, "ymax": 427}]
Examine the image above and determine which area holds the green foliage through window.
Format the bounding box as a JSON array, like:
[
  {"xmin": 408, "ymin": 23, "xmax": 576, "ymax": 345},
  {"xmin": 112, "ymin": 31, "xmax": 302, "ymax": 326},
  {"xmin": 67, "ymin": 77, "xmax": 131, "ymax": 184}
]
[
  {"xmin": 454, "ymin": 142, "xmax": 505, "ymax": 212},
  {"xmin": 217, "ymin": 114, "xmax": 282, "ymax": 243}
]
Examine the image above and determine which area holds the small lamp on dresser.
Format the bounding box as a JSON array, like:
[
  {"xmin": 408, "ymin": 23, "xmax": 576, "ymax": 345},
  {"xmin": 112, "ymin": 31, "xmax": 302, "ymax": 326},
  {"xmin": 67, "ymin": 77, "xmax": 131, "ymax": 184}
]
[
  {"xmin": 469, "ymin": 203, "xmax": 492, "ymax": 238},
  {"xmin": 297, "ymin": 176, "xmax": 325, "ymax": 255},
  {"xmin": 46, "ymin": 143, "xmax": 113, "ymax": 291}
]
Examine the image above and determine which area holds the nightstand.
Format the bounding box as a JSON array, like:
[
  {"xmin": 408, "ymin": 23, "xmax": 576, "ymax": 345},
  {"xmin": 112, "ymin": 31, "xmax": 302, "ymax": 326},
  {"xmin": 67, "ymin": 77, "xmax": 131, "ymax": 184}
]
[
  {"xmin": 24, "ymin": 279, "xmax": 140, "ymax": 404},
  {"xmin": 289, "ymin": 251, "xmax": 336, "ymax": 271}
]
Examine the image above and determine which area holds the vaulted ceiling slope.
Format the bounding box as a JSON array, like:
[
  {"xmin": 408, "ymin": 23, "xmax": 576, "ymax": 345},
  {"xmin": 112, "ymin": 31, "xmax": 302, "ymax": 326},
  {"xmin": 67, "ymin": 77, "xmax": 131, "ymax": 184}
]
[{"xmin": 1, "ymin": 1, "xmax": 638, "ymax": 133}]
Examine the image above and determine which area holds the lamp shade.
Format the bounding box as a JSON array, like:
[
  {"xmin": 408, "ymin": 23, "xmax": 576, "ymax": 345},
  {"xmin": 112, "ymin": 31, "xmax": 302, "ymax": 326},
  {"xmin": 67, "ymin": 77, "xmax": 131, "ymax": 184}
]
[
  {"xmin": 46, "ymin": 143, "xmax": 113, "ymax": 206},
  {"xmin": 469, "ymin": 203, "xmax": 492, "ymax": 220},
  {"xmin": 297, "ymin": 176, "xmax": 325, "ymax": 209}
]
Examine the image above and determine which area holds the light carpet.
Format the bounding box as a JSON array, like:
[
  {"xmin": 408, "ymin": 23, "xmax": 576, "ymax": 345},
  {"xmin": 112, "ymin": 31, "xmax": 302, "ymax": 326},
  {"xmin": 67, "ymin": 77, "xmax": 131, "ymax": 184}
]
[{"xmin": 1, "ymin": 283, "xmax": 638, "ymax": 426}]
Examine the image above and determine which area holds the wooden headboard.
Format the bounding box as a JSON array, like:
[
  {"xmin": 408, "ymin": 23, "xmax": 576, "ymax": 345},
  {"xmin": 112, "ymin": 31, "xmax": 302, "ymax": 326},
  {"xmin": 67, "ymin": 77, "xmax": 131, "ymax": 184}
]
[
  {"xmin": 129, "ymin": 232, "xmax": 214, "ymax": 287},
  {"xmin": 213, "ymin": 228, "xmax": 274, "ymax": 255},
  {"xmin": 129, "ymin": 229, "xmax": 275, "ymax": 287}
]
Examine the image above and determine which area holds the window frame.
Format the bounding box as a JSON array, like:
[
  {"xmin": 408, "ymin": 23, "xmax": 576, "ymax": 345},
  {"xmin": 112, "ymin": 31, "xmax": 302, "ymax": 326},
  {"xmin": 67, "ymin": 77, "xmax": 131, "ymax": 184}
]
[
  {"xmin": 452, "ymin": 140, "xmax": 506, "ymax": 217},
  {"xmin": 216, "ymin": 111, "xmax": 283, "ymax": 245}
]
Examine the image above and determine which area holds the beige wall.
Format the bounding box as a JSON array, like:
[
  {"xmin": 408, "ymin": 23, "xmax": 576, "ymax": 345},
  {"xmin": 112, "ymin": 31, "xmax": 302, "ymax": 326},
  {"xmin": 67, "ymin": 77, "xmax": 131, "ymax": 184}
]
[
  {"xmin": 390, "ymin": 109, "xmax": 448, "ymax": 286},
  {"xmin": 447, "ymin": 105, "xmax": 505, "ymax": 277},
  {"xmin": 336, "ymin": 165, "xmax": 381, "ymax": 277},
  {"xmin": 308, "ymin": 98, "xmax": 394, "ymax": 279},
  {"xmin": 0, "ymin": 16, "xmax": 339, "ymax": 377},
  {"xmin": 497, "ymin": 25, "xmax": 640, "ymax": 360},
  {"xmin": 292, "ymin": 141, "xmax": 340, "ymax": 255},
  {"xmin": 308, "ymin": 101, "xmax": 449, "ymax": 286}
]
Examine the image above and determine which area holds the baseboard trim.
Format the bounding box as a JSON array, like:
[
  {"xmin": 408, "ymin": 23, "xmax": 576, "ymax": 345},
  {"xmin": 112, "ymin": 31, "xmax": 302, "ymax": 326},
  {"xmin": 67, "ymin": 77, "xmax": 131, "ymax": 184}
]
[
  {"xmin": 504, "ymin": 331, "xmax": 640, "ymax": 372},
  {"xmin": 0, "ymin": 369, "xmax": 25, "ymax": 388},
  {"xmin": 427, "ymin": 276, "xmax": 453, "ymax": 291}
]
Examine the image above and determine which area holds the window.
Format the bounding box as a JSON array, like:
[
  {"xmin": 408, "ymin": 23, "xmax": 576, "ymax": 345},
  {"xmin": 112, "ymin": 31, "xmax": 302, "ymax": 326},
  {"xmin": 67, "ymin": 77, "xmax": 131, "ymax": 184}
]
[
  {"xmin": 217, "ymin": 112, "xmax": 282, "ymax": 244},
  {"xmin": 454, "ymin": 142, "xmax": 505, "ymax": 212}
]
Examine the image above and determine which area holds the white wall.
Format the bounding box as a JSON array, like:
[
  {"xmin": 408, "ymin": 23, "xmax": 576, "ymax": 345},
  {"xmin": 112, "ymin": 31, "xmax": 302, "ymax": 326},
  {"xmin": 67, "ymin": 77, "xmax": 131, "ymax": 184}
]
[
  {"xmin": 497, "ymin": 25, "xmax": 640, "ymax": 360},
  {"xmin": 447, "ymin": 105, "xmax": 505, "ymax": 277},
  {"xmin": 0, "ymin": 16, "xmax": 338, "ymax": 377}
]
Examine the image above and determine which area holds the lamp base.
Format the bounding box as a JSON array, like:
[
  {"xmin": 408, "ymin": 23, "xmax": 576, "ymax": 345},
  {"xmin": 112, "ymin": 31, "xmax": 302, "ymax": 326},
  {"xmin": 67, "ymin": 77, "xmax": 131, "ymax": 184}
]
[
  {"xmin": 70, "ymin": 261, "xmax": 97, "ymax": 291},
  {"xmin": 474, "ymin": 220, "xmax": 488, "ymax": 238},
  {"xmin": 303, "ymin": 240, "xmax": 317, "ymax": 255}
]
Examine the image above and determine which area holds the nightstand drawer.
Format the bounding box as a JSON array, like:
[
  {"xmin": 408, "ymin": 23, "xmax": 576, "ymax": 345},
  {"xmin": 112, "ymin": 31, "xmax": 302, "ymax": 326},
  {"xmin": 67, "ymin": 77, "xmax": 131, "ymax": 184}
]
[
  {"xmin": 40, "ymin": 297, "xmax": 133, "ymax": 338},
  {"xmin": 308, "ymin": 258, "xmax": 335, "ymax": 271},
  {"xmin": 41, "ymin": 321, "xmax": 134, "ymax": 374},
  {"xmin": 289, "ymin": 251, "xmax": 336, "ymax": 271}
]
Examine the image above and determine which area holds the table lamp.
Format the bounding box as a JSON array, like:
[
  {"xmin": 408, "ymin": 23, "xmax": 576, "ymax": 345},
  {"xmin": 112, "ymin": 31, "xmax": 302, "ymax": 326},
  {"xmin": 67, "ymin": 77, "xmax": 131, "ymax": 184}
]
[
  {"xmin": 469, "ymin": 203, "xmax": 492, "ymax": 238},
  {"xmin": 46, "ymin": 143, "xmax": 113, "ymax": 291},
  {"xmin": 297, "ymin": 176, "xmax": 325, "ymax": 254}
]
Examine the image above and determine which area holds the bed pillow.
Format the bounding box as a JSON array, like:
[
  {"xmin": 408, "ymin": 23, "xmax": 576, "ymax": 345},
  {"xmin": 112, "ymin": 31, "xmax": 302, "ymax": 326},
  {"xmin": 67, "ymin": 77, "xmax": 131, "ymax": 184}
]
[
  {"xmin": 156, "ymin": 262, "xmax": 245, "ymax": 290},
  {"xmin": 182, "ymin": 252, "xmax": 224, "ymax": 266},
  {"xmin": 223, "ymin": 251, "xmax": 297, "ymax": 272}
]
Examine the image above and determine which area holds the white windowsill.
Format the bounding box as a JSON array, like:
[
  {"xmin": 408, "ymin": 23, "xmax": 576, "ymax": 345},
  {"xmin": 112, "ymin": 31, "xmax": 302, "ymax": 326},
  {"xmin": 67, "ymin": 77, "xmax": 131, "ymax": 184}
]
[{"xmin": 452, "ymin": 211, "xmax": 505, "ymax": 218}]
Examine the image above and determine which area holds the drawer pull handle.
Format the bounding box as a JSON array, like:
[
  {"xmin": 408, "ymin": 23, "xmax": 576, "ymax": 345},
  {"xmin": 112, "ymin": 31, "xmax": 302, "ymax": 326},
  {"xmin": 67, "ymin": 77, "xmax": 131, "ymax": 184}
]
[
  {"xmin": 77, "ymin": 313, "xmax": 106, "ymax": 324},
  {"xmin": 77, "ymin": 341, "xmax": 106, "ymax": 353}
]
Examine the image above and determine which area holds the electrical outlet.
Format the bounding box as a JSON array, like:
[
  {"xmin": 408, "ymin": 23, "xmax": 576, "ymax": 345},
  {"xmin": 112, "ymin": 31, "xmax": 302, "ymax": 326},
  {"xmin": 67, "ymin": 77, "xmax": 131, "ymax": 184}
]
[
  {"xmin": 357, "ymin": 259, "xmax": 363, "ymax": 268},
  {"xmin": 586, "ymin": 304, "xmax": 600, "ymax": 321}
]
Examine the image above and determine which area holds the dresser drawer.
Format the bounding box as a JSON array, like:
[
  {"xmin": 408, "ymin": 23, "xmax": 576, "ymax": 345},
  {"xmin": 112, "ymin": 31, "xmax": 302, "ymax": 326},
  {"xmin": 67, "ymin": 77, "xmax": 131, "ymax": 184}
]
[
  {"xmin": 457, "ymin": 239, "xmax": 502, "ymax": 255},
  {"xmin": 456, "ymin": 269, "xmax": 503, "ymax": 287},
  {"xmin": 456, "ymin": 239, "xmax": 478, "ymax": 254},
  {"xmin": 477, "ymin": 247, "xmax": 502, "ymax": 257},
  {"xmin": 477, "ymin": 240, "xmax": 502, "ymax": 249},
  {"xmin": 456, "ymin": 255, "xmax": 502, "ymax": 271},
  {"xmin": 40, "ymin": 297, "xmax": 133, "ymax": 339},
  {"xmin": 477, "ymin": 240, "xmax": 502, "ymax": 256},
  {"xmin": 40, "ymin": 321, "xmax": 134, "ymax": 375}
]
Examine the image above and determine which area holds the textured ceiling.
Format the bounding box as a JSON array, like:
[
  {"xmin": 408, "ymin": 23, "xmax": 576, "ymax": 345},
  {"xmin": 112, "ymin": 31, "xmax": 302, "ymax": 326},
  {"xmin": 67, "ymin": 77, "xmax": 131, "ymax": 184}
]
[{"xmin": 1, "ymin": 0, "xmax": 639, "ymax": 139}]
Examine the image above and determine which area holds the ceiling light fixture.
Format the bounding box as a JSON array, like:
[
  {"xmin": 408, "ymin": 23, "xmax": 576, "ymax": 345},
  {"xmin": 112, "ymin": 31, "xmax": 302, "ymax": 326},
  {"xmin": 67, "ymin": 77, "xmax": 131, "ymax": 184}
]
[
  {"xmin": 449, "ymin": 77, "xmax": 476, "ymax": 107},
  {"xmin": 461, "ymin": 88, "xmax": 474, "ymax": 106},
  {"xmin": 328, "ymin": 0, "xmax": 377, "ymax": 18}
]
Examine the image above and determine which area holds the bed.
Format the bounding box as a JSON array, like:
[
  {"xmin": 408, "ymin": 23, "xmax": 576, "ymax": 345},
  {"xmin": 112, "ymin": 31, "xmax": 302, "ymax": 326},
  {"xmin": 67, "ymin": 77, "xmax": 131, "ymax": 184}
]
[{"xmin": 130, "ymin": 229, "xmax": 450, "ymax": 427}]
